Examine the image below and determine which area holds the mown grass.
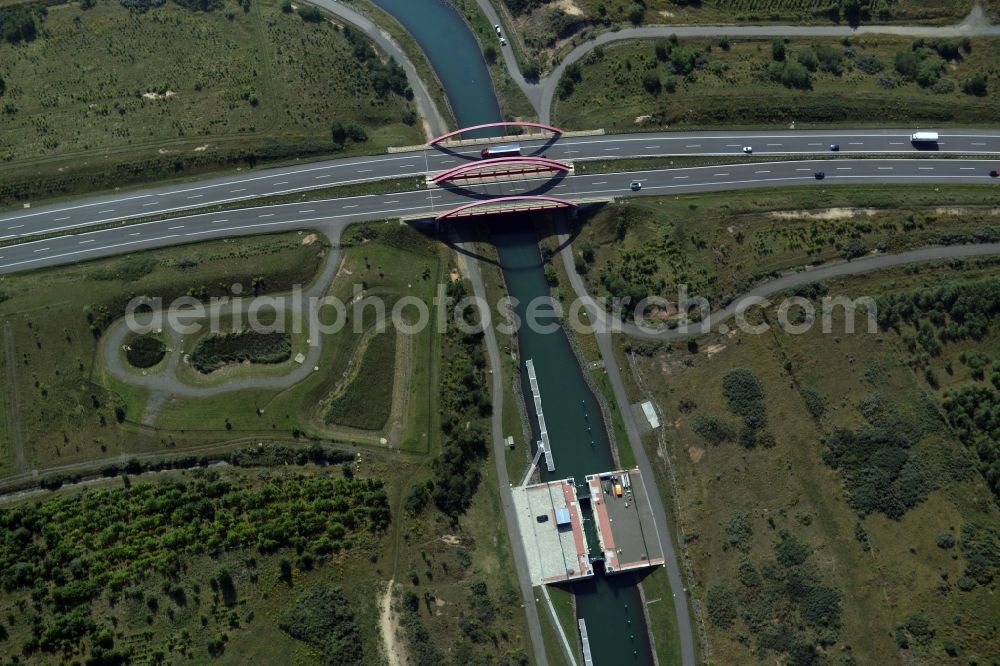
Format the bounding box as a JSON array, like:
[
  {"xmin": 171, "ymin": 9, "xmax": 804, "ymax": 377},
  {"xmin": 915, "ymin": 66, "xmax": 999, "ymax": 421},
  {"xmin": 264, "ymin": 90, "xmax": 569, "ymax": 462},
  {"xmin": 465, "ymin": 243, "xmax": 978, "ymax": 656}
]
[
  {"xmin": 620, "ymin": 257, "xmax": 1000, "ymax": 663},
  {"xmin": 0, "ymin": 231, "xmax": 325, "ymax": 474},
  {"xmin": 570, "ymin": 184, "xmax": 1000, "ymax": 311},
  {"xmin": 325, "ymin": 327, "xmax": 398, "ymax": 430},
  {"xmin": 0, "ymin": 0, "xmax": 422, "ymax": 206},
  {"xmin": 639, "ymin": 567, "xmax": 683, "ymax": 666},
  {"xmin": 554, "ymin": 35, "xmax": 1000, "ymax": 130}
]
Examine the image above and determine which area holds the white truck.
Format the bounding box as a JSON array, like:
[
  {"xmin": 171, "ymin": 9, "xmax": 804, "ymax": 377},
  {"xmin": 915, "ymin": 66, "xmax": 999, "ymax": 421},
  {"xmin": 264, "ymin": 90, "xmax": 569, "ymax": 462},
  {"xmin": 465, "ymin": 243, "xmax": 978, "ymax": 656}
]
[{"xmin": 910, "ymin": 131, "xmax": 939, "ymax": 143}]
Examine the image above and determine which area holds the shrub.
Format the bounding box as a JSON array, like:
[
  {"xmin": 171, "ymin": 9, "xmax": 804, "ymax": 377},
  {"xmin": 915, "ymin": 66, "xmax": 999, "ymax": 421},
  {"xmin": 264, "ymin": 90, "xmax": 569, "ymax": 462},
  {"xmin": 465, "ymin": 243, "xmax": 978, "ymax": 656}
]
[
  {"xmin": 641, "ymin": 71, "xmax": 661, "ymax": 94},
  {"xmin": 722, "ymin": 368, "xmax": 768, "ymax": 433},
  {"xmin": 280, "ymin": 585, "xmax": 362, "ymax": 663},
  {"xmin": 775, "ymin": 531, "xmax": 810, "ymax": 567},
  {"xmin": 705, "ymin": 585, "xmax": 737, "ymax": 628},
  {"xmin": 771, "ymin": 39, "xmax": 786, "ymax": 61},
  {"xmin": 855, "ymin": 54, "xmax": 883, "ymax": 74},
  {"xmin": 725, "ymin": 512, "xmax": 753, "ymax": 551},
  {"xmin": 935, "ymin": 532, "xmax": 955, "ymax": 549},
  {"xmin": 800, "ymin": 387, "xmax": 825, "ymax": 418},
  {"xmin": 963, "ymin": 72, "xmax": 988, "ymax": 96},
  {"xmin": 190, "ymin": 330, "xmax": 291, "ymax": 373},
  {"xmin": 125, "ymin": 335, "xmax": 166, "ymax": 368},
  {"xmin": 691, "ymin": 413, "xmax": 735, "ymax": 445},
  {"xmin": 298, "ymin": 5, "xmax": 322, "ymax": 22}
]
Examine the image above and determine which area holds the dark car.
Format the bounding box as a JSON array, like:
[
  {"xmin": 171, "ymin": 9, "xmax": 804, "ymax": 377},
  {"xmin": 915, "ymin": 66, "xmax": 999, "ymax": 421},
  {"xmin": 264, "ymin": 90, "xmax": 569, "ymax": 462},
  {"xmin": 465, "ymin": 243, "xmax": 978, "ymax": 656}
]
[
  {"xmin": 630, "ymin": 181, "xmax": 642, "ymax": 191},
  {"xmin": 829, "ymin": 144, "xmax": 840, "ymax": 151},
  {"xmin": 814, "ymin": 171, "xmax": 825, "ymax": 179},
  {"xmin": 991, "ymin": 170, "xmax": 999, "ymax": 177}
]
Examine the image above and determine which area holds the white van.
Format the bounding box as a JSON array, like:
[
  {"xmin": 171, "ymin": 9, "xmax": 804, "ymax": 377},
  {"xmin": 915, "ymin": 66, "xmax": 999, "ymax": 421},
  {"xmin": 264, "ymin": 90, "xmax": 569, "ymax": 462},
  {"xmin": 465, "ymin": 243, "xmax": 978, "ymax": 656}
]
[{"xmin": 911, "ymin": 131, "xmax": 939, "ymax": 143}]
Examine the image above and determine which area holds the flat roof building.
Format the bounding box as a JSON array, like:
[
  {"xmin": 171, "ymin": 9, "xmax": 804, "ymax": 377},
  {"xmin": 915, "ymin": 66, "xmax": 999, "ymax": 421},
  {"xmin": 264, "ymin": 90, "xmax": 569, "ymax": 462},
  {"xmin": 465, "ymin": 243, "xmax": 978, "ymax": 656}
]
[
  {"xmin": 586, "ymin": 468, "xmax": 665, "ymax": 575},
  {"xmin": 512, "ymin": 478, "xmax": 594, "ymax": 585}
]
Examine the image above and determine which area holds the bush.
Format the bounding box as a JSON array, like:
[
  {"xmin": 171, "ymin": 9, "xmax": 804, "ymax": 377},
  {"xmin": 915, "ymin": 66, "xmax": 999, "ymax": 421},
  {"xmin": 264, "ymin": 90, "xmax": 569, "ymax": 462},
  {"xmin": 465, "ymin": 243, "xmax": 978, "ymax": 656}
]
[
  {"xmin": 331, "ymin": 121, "xmax": 368, "ymax": 146},
  {"xmin": 280, "ymin": 585, "xmax": 362, "ymax": 664},
  {"xmin": 771, "ymin": 39, "xmax": 786, "ymax": 61},
  {"xmin": 190, "ymin": 330, "xmax": 291, "ymax": 373},
  {"xmin": 125, "ymin": 335, "xmax": 166, "ymax": 368},
  {"xmin": 641, "ymin": 71, "xmax": 661, "ymax": 94},
  {"xmin": 0, "ymin": 5, "xmax": 40, "ymax": 44},
  {"xmin": 705, "ymin": 585, "xmax": 737, "ymax": 628},
  {"xmin": 298, "ymin": 5, "xmax": 323, "ymax": 22},
  {"xmin": 722, "ymin": 368, "xmax": 768, "ymax": 433},
  {"xmin": 936, "ymin": 532, "xmax": 956, "ymax": 549},
  {"xmin": 691, "ymin": 413, "xmax": 735, "ymax": 445},
  {"xmin": 775, "ymin": 531, "xmax": 810, "ymax": 567},
  {"xmin": 963, "ymin": 72, "xmax": 988, "ymax": 96},
  {"xmin": 800, "ymin": 387, "xmax": 825, "ymax": 418}
]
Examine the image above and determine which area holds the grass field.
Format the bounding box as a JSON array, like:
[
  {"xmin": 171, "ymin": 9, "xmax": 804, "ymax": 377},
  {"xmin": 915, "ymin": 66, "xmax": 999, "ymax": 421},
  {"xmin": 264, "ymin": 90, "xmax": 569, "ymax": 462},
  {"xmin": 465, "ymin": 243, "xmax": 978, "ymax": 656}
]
[
  {"xmin": 0, "ymin": 0, "xmax": 422, "ymax": 206},
  {"xmin": 0, "ymin": 231, "xmax": 326, "ymax": 474},
  {"xmin": 569, "ymin": 184, "xmax": 1000, "ymax": 313},
  {"xmin": 325, "ymin": 326, "xmax": 398, "ymax": 430},
  {"xmin": 618, "ymin": 253, "xmax": 1000, "ymax": 662},
  {"xmin": 496, "ymin": 0, "xmax": 977, "ymax": 68},
  {"xmin": 553, "ymin": 35, "xmax": 1000, "ymax": 130}
]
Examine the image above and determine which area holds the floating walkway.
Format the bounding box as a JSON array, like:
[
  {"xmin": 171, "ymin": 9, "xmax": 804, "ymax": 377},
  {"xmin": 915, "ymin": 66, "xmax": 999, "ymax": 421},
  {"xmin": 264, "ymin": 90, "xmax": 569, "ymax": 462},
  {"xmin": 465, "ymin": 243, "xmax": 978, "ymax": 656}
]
[
  {"xmin": 525, "ymin": 359, "xmax": 555, "ymax": 473},
  {"xmin": 578, "ymin": 619, "xmax": 594, "ymax": 666}
]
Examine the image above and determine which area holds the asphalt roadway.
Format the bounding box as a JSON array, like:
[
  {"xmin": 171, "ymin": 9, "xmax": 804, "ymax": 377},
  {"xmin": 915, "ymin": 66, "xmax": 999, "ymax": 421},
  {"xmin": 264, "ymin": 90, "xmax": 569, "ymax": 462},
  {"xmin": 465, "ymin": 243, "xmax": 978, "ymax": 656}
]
[
  {"xmin": 1, "ymin": 155, "xmax": 997, "ymax": 274},
  {"xmin": 3, "ymin": 129, "xmax": 1000, "ymax": 244}
]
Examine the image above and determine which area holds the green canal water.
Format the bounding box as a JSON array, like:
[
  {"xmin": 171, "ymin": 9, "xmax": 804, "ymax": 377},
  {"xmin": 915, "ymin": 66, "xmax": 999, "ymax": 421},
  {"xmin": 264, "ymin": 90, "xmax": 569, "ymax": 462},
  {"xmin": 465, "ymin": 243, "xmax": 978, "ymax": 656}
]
[{"xmin": 368, "ymin": 2, "xmax": 657, "ymax": 663}]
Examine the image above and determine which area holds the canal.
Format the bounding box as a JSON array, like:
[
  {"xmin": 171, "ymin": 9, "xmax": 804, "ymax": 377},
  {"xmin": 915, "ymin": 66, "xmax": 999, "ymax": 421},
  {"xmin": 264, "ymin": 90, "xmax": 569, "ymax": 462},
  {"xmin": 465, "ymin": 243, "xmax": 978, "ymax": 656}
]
[{"xmin": 368, "ymin": 2, "xmax": 656, "ymax": 664}]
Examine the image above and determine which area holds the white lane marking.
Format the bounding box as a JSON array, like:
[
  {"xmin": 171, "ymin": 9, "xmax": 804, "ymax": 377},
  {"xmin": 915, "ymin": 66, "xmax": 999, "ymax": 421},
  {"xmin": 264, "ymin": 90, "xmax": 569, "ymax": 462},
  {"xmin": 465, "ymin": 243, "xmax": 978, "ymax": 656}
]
[
  {"xmin": 604, "ymin": 148, "xmax": 620, "ymax": 151},
  {"xmin": 398, "ymin": 164, "xmax": 417, "ymax": 167},
  {"xmin": 259, "ymin": 214, "xmax": 274, "ymax": 218},
  {"xmin": 299, "ymin": 209, "xmax": 315, "ymax": 213},
  {"xmin": 211, "ymin": 219, "xmax": 228, "ymax": 224},
  {"xmin": 187, "ymin": 195, "xmax": 203, "ymax": 199},
  {"xmin": 755, "ymin": 170, "xmax": 771, "ymax": 174},
  {"xmin": 358, "ymin": 169, "xmax": 372, "ymax": 173},
  {"xmin": 343, "ymin": 205, "xmax": 358, "ymax": 209},
  {"xmin": 644, "ymin": 145, "xmax": 660, "ymax": 149},
  {"xmin": 78, "ymin": 239, "xmax": 94, "ymax": 245},
  {"xmin": 685, "ymin": 144, "xmax": 701, "ymax": 148},
  {"xmin": 795, "ymin": 168, "xmax": 812, "ymax": 172},
  {"xmin": 972, "ymin": 142, "xmax": 986, "ymax": 146},
  {"xmin": 889, "ymin": 142, "xmax": 904, "ymax": 145},
  {"xmin": 725, "ymin": 144, "xmax": 741, "ymax": 147},
  {"xmin": 274, "ymin": 181, "xmax": 289, "ymax": 186},
  {"xmin": 0, "ymin": 235, "xmax": 183, "ymax": 270},
  {"xmin": 8, "ymin": 225, "xmax": 23, "ymax": 230},
  {"xmin": 98, "ymin": 209, "xmax": 115, "ymax": 214},
  {"xmin": 592, "ymin": 181, "xmax": 607, "ymax": 185},
  {"xmin": 836, "ymin": 167, "xmax": 852, "ymax": 170},
  {"xmin": 564, "ymin": 150, "xmax": 580, "ymax": 154},
  {"xmin": 167, "ymin": 225, "xmax": 184, "ymax": 230},
  {"xmin": 961, "ymin": 167, "xmax": 976, "ymax": 170},
  {"xmin": 919, "ymin": 167, "xmax": 934, "ymax": 170},
  {"xmin": 807, "ymin": 143, "xmax": 822, "ymax": 146},
  {"xmin": 55, "ymin": 216, "xmax": 70, "ymax": 221},
  {"xmin": 440, "ymin": 160, "xmax": 456, "ymax": 164},
  {"xmin": 129, "ymin": 232, "xmax": 141, "ymax": 236},
  {"xmin": 878, "ymin": 167, "xmax": 893, "ymax": 170},
  {"xmin": 142, "ymin": 202, "xmax": 159, "ymax": 207},
  {"xmin": 384, "ymin": 200, "xmax": 400, "ymax": 203},
  {"xmin": 674, "ymin": 176, "xmax": 689, "ymax": 179},
  {"xmin": 848, "ymin": 142, "xmax": 864, "ymax": 145},
  {"xmin": 713, "ymin": 173, "xmax": 729, "ymax": 176},
  {"xmin": 766, "ymin": 143, "xmax": 781, "ymax": 146},
  {"xmin": 315, "ymin": 175, "xmax": 331, "ymax": 180},
  {"xmin": 32, "ymin": 247, "xmax": 49, "ymax": 253},
  {"xmin": 231, "ymin": 188, "xmax": 246, "ymax": 192}
]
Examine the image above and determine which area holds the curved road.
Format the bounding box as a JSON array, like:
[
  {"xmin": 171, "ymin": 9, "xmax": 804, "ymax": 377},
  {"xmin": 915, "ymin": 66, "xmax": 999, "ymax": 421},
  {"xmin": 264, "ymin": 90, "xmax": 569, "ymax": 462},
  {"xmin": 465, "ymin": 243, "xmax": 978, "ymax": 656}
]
[{"xmin": 472, "ymin": 0, "xmax": 1000, "ymax": 121}]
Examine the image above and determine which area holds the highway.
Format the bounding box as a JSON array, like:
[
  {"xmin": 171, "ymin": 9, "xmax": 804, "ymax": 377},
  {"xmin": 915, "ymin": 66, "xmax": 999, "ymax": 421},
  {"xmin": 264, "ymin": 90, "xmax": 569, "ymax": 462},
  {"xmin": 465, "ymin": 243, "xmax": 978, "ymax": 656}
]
[
  {"xmin": 3, "ymin": 130, "xmax": 1000, "ymax": 242},
  {"xmin": 1, "ymin": 156, "xmax": 996, "ymax": 274}
]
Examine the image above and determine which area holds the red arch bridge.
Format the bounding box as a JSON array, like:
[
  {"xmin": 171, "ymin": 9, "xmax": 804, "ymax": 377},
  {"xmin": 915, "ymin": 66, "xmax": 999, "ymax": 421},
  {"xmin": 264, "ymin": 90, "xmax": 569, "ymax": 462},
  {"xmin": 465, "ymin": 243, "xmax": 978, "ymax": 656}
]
[
  {"xmin": 435, "ymin": 196, "xmax": 577, "ymax": 222},
  {"xmin": 428, "ymin": 121, "xmax": 563, "ymax": 146},
  {"xmin": 432, "ymin": 156, "xmax": 571, "ymax": 184}
]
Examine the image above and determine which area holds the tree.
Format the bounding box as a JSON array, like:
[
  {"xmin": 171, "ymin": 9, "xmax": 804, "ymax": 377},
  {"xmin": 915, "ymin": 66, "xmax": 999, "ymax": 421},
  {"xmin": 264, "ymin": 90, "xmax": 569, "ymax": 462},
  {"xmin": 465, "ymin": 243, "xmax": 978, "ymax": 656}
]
[
  {"xmin": 771, "ymin": 39, "xmax": 786, "ymax": 61},
  {"xmin": 641, "ymin": 71, "xmax": 661, "ymax": 94},
  {"xmin": 483, "ymin": 44, "xmax": 497, "ymax": 64},
  {"xmin": 963, "ymin": 72, "xmax": 987, "ymax": 96},
  {"xmin": 0, "ymin": 77, "xmax": 6, "ymax": 96},
  {"xmin": 298, "ymin": 5, "xmax": 322, "ymax": 22},
  {"xmin": 627, "ymin": 2, "xmax": 645, "ymax": 25}
]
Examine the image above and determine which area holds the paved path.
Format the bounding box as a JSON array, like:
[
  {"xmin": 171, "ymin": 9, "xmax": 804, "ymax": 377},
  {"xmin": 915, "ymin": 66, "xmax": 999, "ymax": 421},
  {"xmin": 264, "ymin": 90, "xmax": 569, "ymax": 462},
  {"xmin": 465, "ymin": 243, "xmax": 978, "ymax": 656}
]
[
  {"xmin": 310, "ymin": 0, "xmax": 447, "ymax": 138},
  {"xmin": 573, "ymin": 242, "xmax": 1000, "ymax": 341},
  {"xmin": 557, "ymin": 221, "xmax": 698, "ymax": 666},
  {"xmin": 100, "ymin": 232, "xmax": 341, "ymax": 396},
  {"xmin": 474, "ymin": 0, "xmax": 1000, "ymax": 121},
  {"xmin": 451, "ymin": 230, "xmax": 549, "ymax": 666}
]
